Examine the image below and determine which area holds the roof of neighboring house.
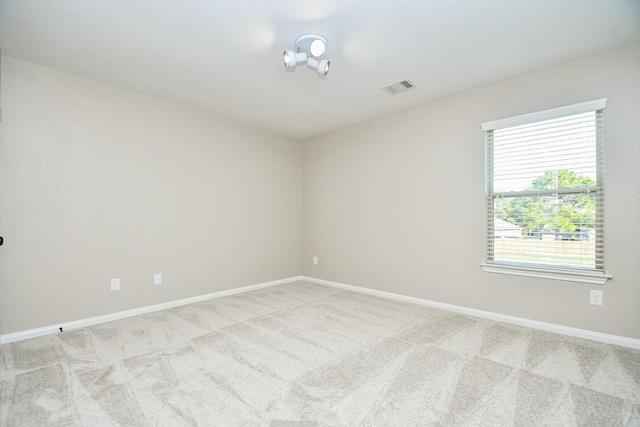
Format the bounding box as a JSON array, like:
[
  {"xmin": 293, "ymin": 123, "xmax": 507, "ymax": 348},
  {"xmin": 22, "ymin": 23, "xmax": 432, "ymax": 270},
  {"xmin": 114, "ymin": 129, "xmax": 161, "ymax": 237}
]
[{"xmin": 494, "ymin": 218, "xmax": 522, "ymax": 230}]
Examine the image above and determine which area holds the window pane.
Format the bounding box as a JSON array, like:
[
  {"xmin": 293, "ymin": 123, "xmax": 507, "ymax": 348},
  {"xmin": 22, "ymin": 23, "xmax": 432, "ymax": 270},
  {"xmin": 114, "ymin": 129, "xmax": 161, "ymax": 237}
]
[
  {"xmin": 493, "ymin": 112, "xmax": 597, "ymax": 193},
  {"xmin": 485, "ymin": 105, "xmax": 604, "ymax": 273},
  {"xmin": 492, "ymin": 193, "xmax": 597, "ymax": 269}
]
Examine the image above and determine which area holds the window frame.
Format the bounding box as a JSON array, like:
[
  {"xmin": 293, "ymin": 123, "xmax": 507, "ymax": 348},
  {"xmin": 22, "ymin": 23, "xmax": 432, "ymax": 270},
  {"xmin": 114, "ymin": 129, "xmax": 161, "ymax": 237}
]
[{"xmin": 481, "ymin": 99, "xmax": 611, "ymax": 285}]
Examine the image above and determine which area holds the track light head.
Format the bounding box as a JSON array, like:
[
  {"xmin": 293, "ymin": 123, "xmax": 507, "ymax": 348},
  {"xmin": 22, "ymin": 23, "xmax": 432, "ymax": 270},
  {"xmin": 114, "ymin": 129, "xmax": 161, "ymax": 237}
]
[
  {"xmin": 308, "ymin": 39, "xmax": 326, "ymax": 59},
  {"xmin": 283, "ymin": 50, "xmax": 307, "ymax": 68},
  {"xmin": 307, "ymin": 57, "xmax": 330, "ymax": 76}
]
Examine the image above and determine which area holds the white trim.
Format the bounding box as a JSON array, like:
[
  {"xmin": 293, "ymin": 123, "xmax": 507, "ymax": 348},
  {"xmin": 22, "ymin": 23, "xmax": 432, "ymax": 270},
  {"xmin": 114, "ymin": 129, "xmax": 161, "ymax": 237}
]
[
  {"xmin": 4, "ymin": 275, "xmax": 636, "ymax": 350},
  {"xmin": 301, "ymin": 276, "xmax": 639, "ymax": 350},
  {"xmin": 480, "ymin": 263, "xmax": 611, "ymax": 285},
  {"xmin": 0, "ymin": 276, "xmax": 303, "ymax": 344},
  {"xmin": 481, "ymin": 98, "xmax": 607, "ymax": 131}
]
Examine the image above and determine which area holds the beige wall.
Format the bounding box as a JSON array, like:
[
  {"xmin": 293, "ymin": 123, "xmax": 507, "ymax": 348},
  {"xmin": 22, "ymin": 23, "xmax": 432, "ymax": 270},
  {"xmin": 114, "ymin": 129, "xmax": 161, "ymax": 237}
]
[
  {"xmin": 0, "ymin": 58, "xmax": 302, "ymax": 334},
  {"xmin": 302, "ymin": 44, "xmax": 640, "ymax": 339},
  {"xmin": 2, "ymin": 44, "xmax": 639, "ymax": 340}
]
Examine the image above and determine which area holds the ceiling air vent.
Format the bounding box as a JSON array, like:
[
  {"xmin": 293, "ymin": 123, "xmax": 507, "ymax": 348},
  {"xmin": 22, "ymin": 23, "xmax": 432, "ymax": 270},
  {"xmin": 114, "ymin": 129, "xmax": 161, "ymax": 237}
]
[{"xmin": 382, "ymin": 79, "xmax": 416, "ymax": 95}]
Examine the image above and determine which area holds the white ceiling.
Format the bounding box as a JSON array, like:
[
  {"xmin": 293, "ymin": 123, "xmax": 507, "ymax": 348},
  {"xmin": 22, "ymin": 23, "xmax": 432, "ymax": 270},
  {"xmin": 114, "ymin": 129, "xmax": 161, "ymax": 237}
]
[{"xmin": 1, "ymin": 1, "xmax": 639, "ymax": 139}]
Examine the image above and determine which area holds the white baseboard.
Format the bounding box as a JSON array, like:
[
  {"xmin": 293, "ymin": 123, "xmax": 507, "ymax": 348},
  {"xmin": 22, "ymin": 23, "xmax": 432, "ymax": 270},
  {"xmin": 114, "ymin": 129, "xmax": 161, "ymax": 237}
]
[
  {"xmin": 0, "ymin": 276, "xmax": 303, "ymax": 345},
  {"xmin": 4, "ymin": 275, "xmax": 638, "ymax": 350},
  {"xmin": 301, "ymin": 276, "xmax": 640, "ymax": 350}
]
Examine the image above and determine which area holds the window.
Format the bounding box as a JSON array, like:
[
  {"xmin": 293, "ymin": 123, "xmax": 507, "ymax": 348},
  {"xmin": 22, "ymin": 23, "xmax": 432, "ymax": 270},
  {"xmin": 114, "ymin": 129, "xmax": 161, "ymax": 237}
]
[{"xmin": 481, "ymin": 99, "xmax": 610, "ymax": 284}]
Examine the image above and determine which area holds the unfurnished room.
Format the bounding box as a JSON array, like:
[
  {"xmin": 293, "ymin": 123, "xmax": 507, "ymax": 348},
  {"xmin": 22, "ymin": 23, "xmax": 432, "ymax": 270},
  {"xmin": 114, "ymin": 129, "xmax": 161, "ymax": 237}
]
[{"xmin": 0, "ymin": 1, "xmax": 639, "ymax": 426}]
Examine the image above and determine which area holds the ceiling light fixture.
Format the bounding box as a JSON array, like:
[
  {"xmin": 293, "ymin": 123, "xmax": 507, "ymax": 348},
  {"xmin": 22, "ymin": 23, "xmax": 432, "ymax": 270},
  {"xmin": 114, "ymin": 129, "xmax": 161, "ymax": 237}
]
[{"xmin": 283, "ymin": 34, "xmax": 330, "ymax": 76}]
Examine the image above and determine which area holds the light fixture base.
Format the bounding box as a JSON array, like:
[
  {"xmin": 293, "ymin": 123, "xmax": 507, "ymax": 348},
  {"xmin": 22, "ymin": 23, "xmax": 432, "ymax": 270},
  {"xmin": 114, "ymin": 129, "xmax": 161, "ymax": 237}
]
[{"xmin": 294, "ymin": 34, "xmax": 328, "ymax": 58}]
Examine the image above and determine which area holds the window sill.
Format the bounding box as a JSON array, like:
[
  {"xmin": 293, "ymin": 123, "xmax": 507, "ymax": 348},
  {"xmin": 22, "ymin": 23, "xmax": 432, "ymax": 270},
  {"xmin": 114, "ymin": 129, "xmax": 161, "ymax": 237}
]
[{"xmin": 481, "ymin": 263, "xmax": 611, "ymax": 285}]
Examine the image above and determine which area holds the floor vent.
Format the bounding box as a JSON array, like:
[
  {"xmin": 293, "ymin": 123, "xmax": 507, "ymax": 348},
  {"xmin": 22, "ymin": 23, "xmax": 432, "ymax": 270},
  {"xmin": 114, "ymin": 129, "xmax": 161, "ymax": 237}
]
[{"xmin": 382, "ymin": 79, "xmax": 416, "ymax": 95}]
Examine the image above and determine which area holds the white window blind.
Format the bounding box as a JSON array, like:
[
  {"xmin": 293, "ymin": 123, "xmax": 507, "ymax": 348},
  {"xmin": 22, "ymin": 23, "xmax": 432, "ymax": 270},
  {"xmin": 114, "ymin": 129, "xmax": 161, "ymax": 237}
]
[{"xmin": 483, "ymin": 99, "xmax": 606, "ymax": 274}]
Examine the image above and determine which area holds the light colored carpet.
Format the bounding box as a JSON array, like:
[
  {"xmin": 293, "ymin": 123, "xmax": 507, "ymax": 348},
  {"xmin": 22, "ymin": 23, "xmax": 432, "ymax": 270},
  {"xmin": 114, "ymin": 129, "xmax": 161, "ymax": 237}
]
[{"xmin": 1, "ymin": 281, "xmax": 639, "ymax": 426}]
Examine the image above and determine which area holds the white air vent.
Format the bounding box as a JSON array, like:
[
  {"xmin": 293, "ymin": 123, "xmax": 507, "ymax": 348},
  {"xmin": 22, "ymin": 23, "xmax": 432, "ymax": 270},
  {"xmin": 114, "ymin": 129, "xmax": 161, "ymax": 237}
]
[{"xmin": 382, "ymin": 79, "xmax": 416, "ymax": 95}]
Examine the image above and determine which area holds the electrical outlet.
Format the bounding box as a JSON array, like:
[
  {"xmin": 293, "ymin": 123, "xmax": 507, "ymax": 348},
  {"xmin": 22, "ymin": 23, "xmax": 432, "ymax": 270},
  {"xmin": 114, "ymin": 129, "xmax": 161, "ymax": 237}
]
[
  {"xmin": 590, "ymin": 290, "xmax": 603, "ymax": 306},
  {"xmin": 111, "ymin": 278, "xmax": 120, "ymax": 291},
  {"xmin": 154, "ymin": 273, "xmax": 162, "ymax": 285},
  {"xmin": 313, "ymin": 256, "xmax": 318, "ymax": 265}
]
